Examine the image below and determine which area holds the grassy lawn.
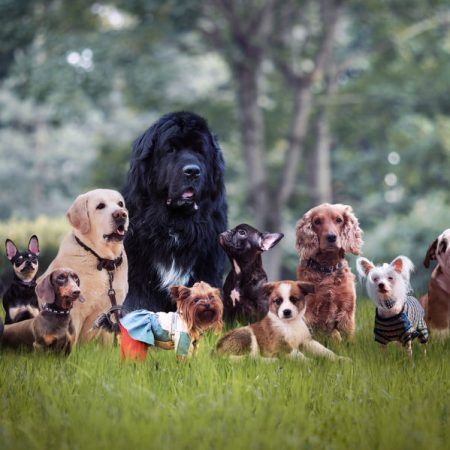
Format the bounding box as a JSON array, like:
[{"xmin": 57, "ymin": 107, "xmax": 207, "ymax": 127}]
[{"xmin": 1, "ymin": 300, "xmax": 449, "ymax": 450}]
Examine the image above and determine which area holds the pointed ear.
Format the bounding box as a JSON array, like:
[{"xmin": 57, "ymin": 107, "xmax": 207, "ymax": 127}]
[
  {"xmin": 356, "ymin": 257, "xmax": 374, "ymax": 277},
  {"xmin": 36, "ymin": 273, "xmax": 55, "ymax": 304},
  {"xmin": 260, "ymin": 233, "xmax": 284, "ymax": 251},
  {"xmin": 170, "ymin": 285, "xmax": 191, "ymax": 304},
  {"xmin": 5, "ymin": 239, "xmax": 18, "ymax": 261},
  {"xmin": 66, "ymin": 193, "xmax": 90, "ymax": 234},
  {"xmin": 340, "ymin": 205, "xmax": 363, "ymax": 255},
  {"xmin": 28, "ymin": 235, "xmax": 40, "ymax": 255},
  {"xmin": 423, "ymin": 238, "xmax": 438, "ymax": 268},
  {"xmin": 391, "ymin": 256, "xmax": 414, "ymax": 278},
  {"xmin": 391, "ymin": 257, "xmax": 403, "ymax": 274},
  {"xmin": 297, "ymin": 281, "xmax": 315, "ymax": 296}
]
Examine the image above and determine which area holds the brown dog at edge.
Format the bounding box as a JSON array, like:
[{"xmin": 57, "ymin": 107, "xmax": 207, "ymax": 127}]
[{"xmin": 421, "ymin": 229, "xmax": 450, "ymax": 337}]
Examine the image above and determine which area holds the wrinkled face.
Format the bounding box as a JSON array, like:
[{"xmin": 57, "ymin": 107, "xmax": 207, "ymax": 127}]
[
  {"xmin": 52, "ymin": 269, "xmax": 82, "ymax": 310},
  {"xmin": 264, "ymin": 281, "xmax": 314, "ymax": 321},
  {"xmin": 219, "ymin": 224, "xmax": 283, "ymax": 262},
  {"xmin": 153, "ymin": 130, "xmax": 212, "ymax": 213},
  {"xmin": 67, "ymin": 189, "xmax": 129, "ymax": 244},
  {"xmin": 5, "ymin": 236, "xmax": 39, "ymax": 282},
  {"xmin": 172, "ymin": 282, "xmax": 223, "ymax": 332},
  {"xmin": 310, "ymin": 205, "xmax": 346, "ymax": 253}
]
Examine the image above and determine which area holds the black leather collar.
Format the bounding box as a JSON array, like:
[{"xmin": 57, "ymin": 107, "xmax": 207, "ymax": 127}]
[
  {"xmin": 42, "ymin": 303, "xmax": 71, "ymax": 315},
  {"xmin": 74, "ymin": 235, "xmax": 123, "ymax": 272},
  {"xmin": 304, "ymin": 258, "xmax": 344, "ymax": 274}
]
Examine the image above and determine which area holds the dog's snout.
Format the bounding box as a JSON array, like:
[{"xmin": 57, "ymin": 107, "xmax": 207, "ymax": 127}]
[
  {"xmin": 204, "ymin": 303, "xmax": 210, "ymax": 310},
  {"xmin": 113, "ymin": 210, "xmax": 128, "ymax": 220},
  {"xmin": 282, "ymin": 309, "xmax": 292, "ymax": 318},
  {"xmin": 327, "ymin": 234, "xmax": 337, "ymax": 243},
  {"xmin": 183, "ymin": 164, "xmax": 201, "ymax": 179},
  {"xmin": 378, "ymin": 282, "xmax": 385, "ymax": 290},
  {"xmin": 71, "ymin": 288, "xmax": 81, "ymax": 299}
]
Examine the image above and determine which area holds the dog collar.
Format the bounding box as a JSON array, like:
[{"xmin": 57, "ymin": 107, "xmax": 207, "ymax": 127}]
[
  {"xmin": 43, "ymin": 304, "xmax": 71, "ymax": 315},
  {"xmin": 74, "ymin": 235, "xmax": 123, "ymax": 272},
  {"xmin": 304, "ymin": 258, "xmax": 344, "ymax": 274}
]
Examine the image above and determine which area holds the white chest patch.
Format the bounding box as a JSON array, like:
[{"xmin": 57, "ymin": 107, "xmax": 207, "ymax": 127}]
[
  {"xmin": 233, "ymin": 260, "xmax": 241, "ymax": 275},
  {"xmin": 268, "ymin": 311, "xmax": 310, "ymax": 350},
  {"xmin": 157, "ymin": 262, "xmax": 191, "ymax": 291},
  {"xmin": 230, "ymin": 288, "xmax": 240, "ymax": 307},
  {"xmin": 9, "ymin": 305, "xmax": 39, "ymax": 321}
]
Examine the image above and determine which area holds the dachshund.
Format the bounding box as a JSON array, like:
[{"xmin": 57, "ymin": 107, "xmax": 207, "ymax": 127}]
[
  {"xmin": 295, "ymin": 203, "xmax": 363, "ymax": 342},
  {"xmin": 1, "ymin": 268, "xmax": 84, "ymax": 354}
]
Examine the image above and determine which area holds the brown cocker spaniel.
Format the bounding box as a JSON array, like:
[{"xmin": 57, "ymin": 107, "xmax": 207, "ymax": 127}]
[{"xmin": 295, "ymin": 203, "xmax": 363, "ymax": 342}]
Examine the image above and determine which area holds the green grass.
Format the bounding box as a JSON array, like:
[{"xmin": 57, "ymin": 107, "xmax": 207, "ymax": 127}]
[{"xmin": 1, "ymin": 301, "xmax": 449, "ymax": 450}]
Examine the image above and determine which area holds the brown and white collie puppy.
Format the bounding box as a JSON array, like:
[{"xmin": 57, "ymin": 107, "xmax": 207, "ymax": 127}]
[{"xmin": 215, "ymin": 280, "xmax": 349, "ymax": 361}]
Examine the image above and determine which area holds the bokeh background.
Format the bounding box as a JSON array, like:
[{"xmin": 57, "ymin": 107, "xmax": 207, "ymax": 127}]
[{"xmin": 0, "ymin": 0, "xmax": 449, "ymax": 294}]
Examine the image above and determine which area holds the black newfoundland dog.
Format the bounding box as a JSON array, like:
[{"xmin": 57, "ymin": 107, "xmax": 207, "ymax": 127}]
[{"xmin": 122, "ymin": 111, "xmax": 228, "ymax": 312}]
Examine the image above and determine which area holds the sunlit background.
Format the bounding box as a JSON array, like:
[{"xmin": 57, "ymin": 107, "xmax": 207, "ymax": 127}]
[{"xmin": 0, "ymin": 0, "xmax": 449, "ymax": 293}]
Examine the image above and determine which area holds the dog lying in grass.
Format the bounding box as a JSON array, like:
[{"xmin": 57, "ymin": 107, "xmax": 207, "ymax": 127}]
[
  {"xmin": 119, "ymin": 281, "xmax": 223, "ymax": 360},
  {"xmin": 215, "ymin": 280, "xmax": 349, "ymax": 361}
]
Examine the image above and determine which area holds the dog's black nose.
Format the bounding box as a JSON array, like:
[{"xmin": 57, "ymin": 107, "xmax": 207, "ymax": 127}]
[
  {"xmin": 378, "ymin": 283, "xmax": 385, "ymax": 290},
  {"xmin": 327, "ymin": 234, "xmax": 337, "ymax": 243},
  {"xmin": 283, "ymin": 309, "xmax": 292, "ymax": 318},
  {"xmin": 72, "ymin": 289, "xmax": 81, "ymax": 299},
  {"xmin": 203, "ymin": 303, "xmax": 210, "ymax": 310},
  {"xmin": 183, "ymin": 164, "xmax": 201, "ymax": 179}
]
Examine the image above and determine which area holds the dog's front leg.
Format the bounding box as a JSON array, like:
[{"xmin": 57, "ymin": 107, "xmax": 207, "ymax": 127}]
[
  {"xmin": 303, "ymin": 339, "xmax": 350, "ymax": 362},
  {"xmin": 404, "ymin": 340, "xmax": 412, "ymax": 357},
  {"xmin": 289, "ymin": 349, "xmax": 309, "ymax": 361}
]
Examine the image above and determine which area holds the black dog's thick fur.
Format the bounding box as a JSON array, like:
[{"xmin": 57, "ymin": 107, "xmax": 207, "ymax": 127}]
[{"xmin": 123, "ymin": 111, "xmax": 228, "ymax": 312}]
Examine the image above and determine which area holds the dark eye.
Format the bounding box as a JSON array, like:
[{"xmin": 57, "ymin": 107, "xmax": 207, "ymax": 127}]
[
  {"xmin": 16, "ymin": 256, "xmax": 24, "ymax": 264},
  {"xmin": 314, "ymin": 218, "xmax": 321, "ymax": 225},
  {"xmin": 373, "ymin": 277, "xmax": 379, "ymax": 282},
  {"xmin": 336, "ymin": 217, "xmax": 343, "ymax": 224},
  {"xmin": 118, "ymin": 201, "xmax": 124, "ymax": 207},
  {"xmin": 289, "ymin": 296, "xmax": 298, "ymax": 303},
  {"xmin": 57, "ymin": 273, "xmax": 67, "ymax": 282},
  {"xmin": 274, "ymin": 298, "xmax": 283, "ymax": 305},
  {"xmin": 238, "ymin": 229, "xmax": 246, "ymax": 236},
  {"xmin": 388, "ymin": 276, "xmax": 393, "ymax": 281},
  {"xmin": 96, "ymin": 203, "xmax": 106, "ymax": 210},
  {"xmin": 194, "ymin": 298, "xmax": 200, "ymax": 303}
]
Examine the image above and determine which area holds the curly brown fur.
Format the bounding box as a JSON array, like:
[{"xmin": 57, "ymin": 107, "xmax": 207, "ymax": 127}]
[{"xmin": 295, "ymin": 203, "xmax": 363, "ymax": 342}]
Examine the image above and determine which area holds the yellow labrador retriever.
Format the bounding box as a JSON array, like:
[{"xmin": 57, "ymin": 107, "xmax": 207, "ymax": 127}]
[{"xmin": 38, "ymin": 189, "xmax": 129, "ymax": 344}]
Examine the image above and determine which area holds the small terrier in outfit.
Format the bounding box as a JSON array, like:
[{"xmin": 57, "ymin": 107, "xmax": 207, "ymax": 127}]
[
  {"xmin": 3, "ymin": 236, "xmax": 40, "ymax": 324},
  {"xmin": 219, "ymin": 223, "xmax": 283, "ymax": 323},
  {"xmin": 119, "ymin": 281, "xmax": 223, "ymax": 360},
  {"xmin": 1, "ymin": 268, "xmax": 84, "ymax": 355},
  {"xmin": 215, "ymin": 280, "xmax": 349, "ymax": 361},
  {"xmin": 356, "ymin": 255, "xmax": 428, "ymax": 356}
]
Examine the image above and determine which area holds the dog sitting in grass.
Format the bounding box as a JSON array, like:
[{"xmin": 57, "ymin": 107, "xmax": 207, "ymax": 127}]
[
  {"xmin": 119, "ymin": 281, "xmax": 223, "ymax": 360},
  {"xmin": 356, "ymin": 255, "xmax": 428, "ymax": 356},
  {"xmin": 215, "ymin": 280, "xmax": 349, "ymax": 361}
]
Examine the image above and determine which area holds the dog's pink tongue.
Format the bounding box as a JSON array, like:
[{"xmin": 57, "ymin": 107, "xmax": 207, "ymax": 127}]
[{"xmin": 182, "ymin": 189, "xmax": 194, "ymax": 199}]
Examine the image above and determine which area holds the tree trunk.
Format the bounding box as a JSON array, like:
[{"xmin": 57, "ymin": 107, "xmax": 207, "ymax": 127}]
[{"xmin": 233, "ymin": 63, "xmax": 269, "ymax": 229}]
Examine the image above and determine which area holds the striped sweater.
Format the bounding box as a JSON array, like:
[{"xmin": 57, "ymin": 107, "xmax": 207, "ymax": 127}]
[{"xmin": 374, "ymin": 296, "xmax": 429, "ymax": 346}]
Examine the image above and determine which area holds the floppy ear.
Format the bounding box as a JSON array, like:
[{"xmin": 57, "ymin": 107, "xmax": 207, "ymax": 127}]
[
  {"xmin": 423, "ymin": 238, "xmax": 438, "ymax": 268},
  {"xmin": 5, "ymin": 239, "xmax": 18, "ymax": 261},
  {"xmin": 297, "ymin": 281, "xmax": 315, "ymax": 296},
  {"xmin": 36, "ymin": 273, "xmax": 55, "ymax": 304},
  {"xmin": 340, "ymin": 204, "xmax": 363, "ymax": 255},
  {"xmin": 28, "ymin": 235, "xmax": 40, "ymax": 256},
  {"xmin": 66, "ymin": 193, "xmax": 90, "ymax": 234},
  {"xmin": 295, "ymin": 210, "xmax": 318, "ymax": 260},
  {"xmin": 260, "ymin": 233, "xmax": 284, "ymax": 251},
  {"xmin": 356, "ymin": 257, "xmax": 374, "ymax": 277},
  {"xmin": 260, "ymin": 282, "xmax": 275, "ymax": 299}
]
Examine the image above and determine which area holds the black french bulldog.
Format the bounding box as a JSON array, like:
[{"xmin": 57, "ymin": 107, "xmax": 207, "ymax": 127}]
[
  {"xmin": 3, "ymin": 236, "xmax": 40, "ymax": 324},
  {"xmin": 219, "ymin": 224, "xmax": 283, "ymax": 323}
]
